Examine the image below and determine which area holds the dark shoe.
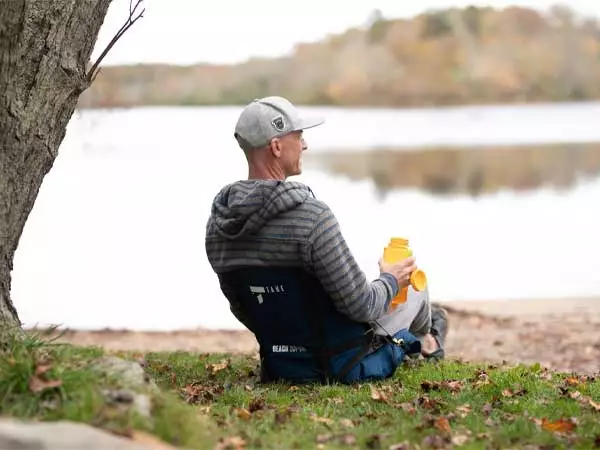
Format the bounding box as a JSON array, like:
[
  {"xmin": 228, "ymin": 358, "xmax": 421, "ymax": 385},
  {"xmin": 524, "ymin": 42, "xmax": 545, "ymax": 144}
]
[{"xmin": 425, "ymin": 303, "xmax": 449, "ymax": 361}]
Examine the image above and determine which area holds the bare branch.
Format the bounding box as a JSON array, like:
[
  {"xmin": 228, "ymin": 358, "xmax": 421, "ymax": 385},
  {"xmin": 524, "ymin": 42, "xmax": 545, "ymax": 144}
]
[{"xmin": 86, "ymin": 0, "xmax": 145, "ymax": 84}]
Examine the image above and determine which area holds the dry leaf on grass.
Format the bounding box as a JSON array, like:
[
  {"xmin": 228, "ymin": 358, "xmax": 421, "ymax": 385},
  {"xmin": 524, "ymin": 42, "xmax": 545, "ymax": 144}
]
[
  {"xmin": 421, "ymin": 380, "xmax": 464, "ymax": 393},
  {"xmin": 310, "ymin": 413, "xmax": 334, "ymax": 426},
  {"xmin": 371, "ymin": 386, "xmax": 392, "ymax": 403},
  {"xmin": 233, "ymin": 407, "xmax": 251, "ymax": 421},
  {"xmin": 434, "ymin": 417, "xmax": 452, "ymax": 433},
  {"xmin": 481, "ymin": 403, "xmax": 493, "ymax": 416},
  {"xmin": 339, "ymin": 434, "xmax": 357, "ymax": 446},
  {"xmin": 534, "ymin": 417, "xmax": 578, "ymax": 434},
  {"xmin": 451, "ymin": 434, "xmax": 470, "ymax": 446},
  {"xmin": 215, "ymin": 436, "xmax": 246, "ymax": 450},
  {"xmin": 455, "ymin": 404, "xmax": 472, "ymax": 418},
  {"xmin": 472, "ymin": 370, "xmax": 492, "ymax": 389},
  {"xmin": 28, "ymin": 362, "xmax": 63, "ymax": 394},
  {"xmin": 502, "ymin": 384, "xmax": 527, "ymax": 397},
  {"xmin": 206, "ymin": 359, "xmax": 230, "ymax": 376},
  {"xmin": 248, "ymin": 397, "xmax": 267, "ymax": 412},
  {"xmin": 274, "ymin": 405, "xmax": 298, "ymax": 425},
  {"xmin": 339, "ymin": 418, "xmax": 355, "ymax": 428},
  {"xmin": 422, "ymin": 434, "xmax": 451, "ymax": 449},
  {"xmin": 315, "ymin": 433, "xmax": 357, "ymax": 446}
]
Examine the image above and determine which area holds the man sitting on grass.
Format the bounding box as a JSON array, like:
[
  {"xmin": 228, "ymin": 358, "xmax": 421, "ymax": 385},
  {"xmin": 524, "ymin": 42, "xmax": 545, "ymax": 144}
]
[{"xmin": 205, "ymin": 96, "xmax": 449, "ymax": 384}]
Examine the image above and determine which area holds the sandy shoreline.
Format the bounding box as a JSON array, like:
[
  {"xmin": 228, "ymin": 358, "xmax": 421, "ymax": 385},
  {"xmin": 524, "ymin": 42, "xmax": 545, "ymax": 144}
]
[{"xmin": 29, "ymin": 297, "xmax": 600, "ymax": 375}]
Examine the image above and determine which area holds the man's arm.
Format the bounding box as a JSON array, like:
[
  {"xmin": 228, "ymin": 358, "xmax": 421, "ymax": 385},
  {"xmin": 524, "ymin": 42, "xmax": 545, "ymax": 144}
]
[{"xmin": 305, "ymin": 205, "xmax": 399, "ymax": 323}]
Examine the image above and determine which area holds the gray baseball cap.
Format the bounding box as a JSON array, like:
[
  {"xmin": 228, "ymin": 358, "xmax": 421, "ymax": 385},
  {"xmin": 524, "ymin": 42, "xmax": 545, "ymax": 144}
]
[{"xmin": 234, "ymin": 96, "xmax": 324, "ymax": 151}]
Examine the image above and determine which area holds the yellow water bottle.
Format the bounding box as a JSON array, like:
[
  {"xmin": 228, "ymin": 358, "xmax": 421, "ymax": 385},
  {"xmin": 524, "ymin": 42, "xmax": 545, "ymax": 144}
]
[{"xmin": 383, "ymin": 237, "xmax": 427, "ymax": 309}]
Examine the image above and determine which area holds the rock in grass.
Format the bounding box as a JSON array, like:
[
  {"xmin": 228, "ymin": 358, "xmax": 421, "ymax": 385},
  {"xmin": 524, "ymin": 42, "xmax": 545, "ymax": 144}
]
[{"xmin": 0, "ymin": 419, "xmax": 177, "ymax": 450}]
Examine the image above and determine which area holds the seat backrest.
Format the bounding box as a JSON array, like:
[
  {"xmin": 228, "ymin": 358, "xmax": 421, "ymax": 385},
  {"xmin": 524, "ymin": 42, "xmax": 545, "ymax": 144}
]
[{"xmin": 219, "ymin": 266, "xmax": 373, "ymax": 382}]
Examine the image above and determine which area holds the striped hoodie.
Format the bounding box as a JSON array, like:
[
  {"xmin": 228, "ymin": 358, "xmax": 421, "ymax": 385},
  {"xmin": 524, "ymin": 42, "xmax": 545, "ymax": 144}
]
[{"xmin": 205, "ymin": 179, "xmax": 399, "ymax": 328}]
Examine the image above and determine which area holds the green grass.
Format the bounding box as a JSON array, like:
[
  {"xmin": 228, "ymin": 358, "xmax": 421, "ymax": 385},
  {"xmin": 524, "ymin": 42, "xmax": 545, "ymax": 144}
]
[{"xmin": 1, "ymin": 331, "xmax": 599, "ymax": 449}]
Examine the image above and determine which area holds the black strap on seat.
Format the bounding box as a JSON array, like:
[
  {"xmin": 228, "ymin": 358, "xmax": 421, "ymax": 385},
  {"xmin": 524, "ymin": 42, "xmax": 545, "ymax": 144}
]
[{"xmin": 301, "ymin": 276, "xmax": 375, "ymax": 384}]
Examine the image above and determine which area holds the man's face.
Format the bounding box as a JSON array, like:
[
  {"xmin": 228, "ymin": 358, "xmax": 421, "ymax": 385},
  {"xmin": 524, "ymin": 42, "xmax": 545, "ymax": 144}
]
[{"xmin": 274, "ymin": 130, "xmax": 307, "ymax": 178}]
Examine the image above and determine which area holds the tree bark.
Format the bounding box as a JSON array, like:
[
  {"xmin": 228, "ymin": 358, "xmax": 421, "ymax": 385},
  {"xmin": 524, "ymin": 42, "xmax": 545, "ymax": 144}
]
[{"xmin": 0, "ymin": 0, "xmax": 112, "ymax": 330}]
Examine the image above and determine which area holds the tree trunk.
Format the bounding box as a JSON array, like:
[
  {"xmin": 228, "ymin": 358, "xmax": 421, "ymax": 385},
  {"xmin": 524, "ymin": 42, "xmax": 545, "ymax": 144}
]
[{"xmin": 0, "ymin": 0, "xmax": 112, "ymax": 330}]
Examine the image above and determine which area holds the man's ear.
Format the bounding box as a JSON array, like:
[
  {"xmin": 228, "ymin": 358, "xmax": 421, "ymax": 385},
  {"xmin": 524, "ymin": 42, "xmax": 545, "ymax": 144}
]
[{"xmin": 269, "ymin": 138, "xmax": 282, "ymax": 158}]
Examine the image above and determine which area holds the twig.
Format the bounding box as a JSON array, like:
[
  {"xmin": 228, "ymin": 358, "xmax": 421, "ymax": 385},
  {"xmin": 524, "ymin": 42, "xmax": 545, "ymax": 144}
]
[{"xmin": 86, "ymin": 0, "xmax": 145, "ymax": 84}]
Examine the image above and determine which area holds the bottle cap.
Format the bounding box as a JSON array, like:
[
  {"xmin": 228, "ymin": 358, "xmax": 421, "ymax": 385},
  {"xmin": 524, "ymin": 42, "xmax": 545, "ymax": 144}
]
[{"xmin": 410, "ymin": 269, "xmax": 427, "ymax": 291}]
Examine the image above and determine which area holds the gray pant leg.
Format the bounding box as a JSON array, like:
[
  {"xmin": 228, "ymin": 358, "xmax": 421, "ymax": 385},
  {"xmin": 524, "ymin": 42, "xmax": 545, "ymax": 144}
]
[{"xmin": 372, "ymin": 286, "xmax": 432, "ymax": 338}]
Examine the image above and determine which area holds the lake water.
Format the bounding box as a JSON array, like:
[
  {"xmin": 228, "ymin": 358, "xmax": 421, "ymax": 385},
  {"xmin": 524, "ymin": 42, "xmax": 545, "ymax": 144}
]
[{"xmin": 11, "ymin": 102, "xmax": 600, "ymax": 331}]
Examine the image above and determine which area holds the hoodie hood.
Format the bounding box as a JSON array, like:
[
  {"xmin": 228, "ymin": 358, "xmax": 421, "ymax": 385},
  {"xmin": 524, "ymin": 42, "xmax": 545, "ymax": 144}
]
[{"xmin": 208, "ymin": 180, "xmax": 312, "ymax": 240}]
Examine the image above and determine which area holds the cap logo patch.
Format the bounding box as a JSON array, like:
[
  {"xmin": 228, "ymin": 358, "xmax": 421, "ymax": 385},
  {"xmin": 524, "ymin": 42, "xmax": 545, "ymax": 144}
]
[{"xmin": 271, "ymin": 115, "xmax": 285, "ymax": 132}]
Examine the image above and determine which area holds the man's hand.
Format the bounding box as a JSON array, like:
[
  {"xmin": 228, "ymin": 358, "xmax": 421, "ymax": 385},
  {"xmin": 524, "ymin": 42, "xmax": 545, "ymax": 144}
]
[{"xmin": 379, "ymin": 256, "xmax": 417, "ymax": 290}]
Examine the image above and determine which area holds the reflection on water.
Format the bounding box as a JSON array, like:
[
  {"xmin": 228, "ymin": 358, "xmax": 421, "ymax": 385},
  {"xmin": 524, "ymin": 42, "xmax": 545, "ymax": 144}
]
[
  {"xmin": 9, "ymin": 106, "xmax": 600, "ymax": 331},
  {"xmin": 304, "ymin": 143, "xmax": 600, "ymax": 198}
]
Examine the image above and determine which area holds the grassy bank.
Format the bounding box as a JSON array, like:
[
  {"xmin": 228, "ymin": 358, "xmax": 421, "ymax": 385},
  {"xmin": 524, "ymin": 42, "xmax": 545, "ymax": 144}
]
[{"xmin": 2, "ymin": 332, "xmax": 599, "ymax": 449}]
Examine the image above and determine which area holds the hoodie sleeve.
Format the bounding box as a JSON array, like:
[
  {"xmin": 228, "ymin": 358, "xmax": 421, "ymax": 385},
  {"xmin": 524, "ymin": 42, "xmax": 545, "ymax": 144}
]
[{"xmin": 305, "ymin": 205, "xmax": 399, "ymax": 323}]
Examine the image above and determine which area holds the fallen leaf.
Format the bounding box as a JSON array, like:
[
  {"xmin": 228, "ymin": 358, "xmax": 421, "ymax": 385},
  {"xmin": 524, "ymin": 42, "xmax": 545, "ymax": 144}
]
[
  {"xmin": 197, "ymin": 406, "xmax": 212, "ymax": 415},
  {"xmin": 28, "ymin": 361, "xmax": 63, "ymax": 394},
  {"xmin": 371, "ymin": 387, "xmax": 390, "ymax": 403},
  {"xmin": 328, "ymin": 396, "xmax": 345, "ymax": 405},
  {"xmin": 540, "ymin": 418, "xmax": 577, "ymax": 434},
  {"xmin": 244, "ymin": 384, "xmax": 253, "ymax": 391},
  {"xmin": 310, "ymin": 414, "xmax": 334, "ymax": 426},
  {"xmin": 215, "ymin": 436, "xmax": 246, "ymax": 450},
  {"xmin": 316, "ymin": 434, "xmax": 333, "ymax": 444},
  {"xmin": 476, "ymin": 433, "xmax": 491, "ymax": 440},
  {"xmin": 502, "ymin": 385, "xmax": 527, "ymax": 397},
  {"xmin": 29, "ymin": 376, "xmax": 62, "ymax": 394},
  {"xmin": 416, "ymin": 394, "xmax": 445, "ymax": 412},
  {"xmin": 339, "ymin": 418, "xmax": 355, "ymax": 428},
  {"xmin": 502, "ymin": 412, "xmax": 517, "ymax": 422},
  {"xmin": 274, "ymin": 405, "xmax": 297, "ymax": 425},
  {"xmin": 455, "ymin": 404, "xmax": 472, "ymax": 418},
  {"xmin": 234, "ymin": 408, "xmax": 251, "ymax": 421},
  {"xmin": 563, "ymin": 375, "xmax": 591, "ymax": 387},
  {"xmin": 182, "ymin": 383, "xmax": 224, "ymax": 404},
  {"xmin": 248, "ymin": 397, "xmax": 266, "ymax": 412},
  {"xmin": 434, "ymin": 417, "xmax": 451, "ymax": 433},
  {"xmin": 389, "ymin": 442, "xmax": 410, "ymax": 450},
  {"xmin": 481, "ymin": 403, "xmax": 492, "ymax": 416},
  {"xmin": 588, "ymin": 399, "xmax": 600, "ymax": 412},
  {"xmin": 472, "ymin": 370, "xmax": 491, "ymax": 389},
  {"xmin": 421, "ymin": 380, "xmax": 463, "ymax": 393},
  {"xmin": 288, "ymin": 386, "xmax": 299, "ymax": 392},
  {"xmin": 451, "ymin": 434, "xmax": 470, "ymax": 446},
  {"xmin": 206, "ymin": 359, "xmax": 230, "ymax": 376},
  {"xmin": 339, "ymin": 434, "xmax": 357, "ymax": 445},
  {"xmin": 422, "ymin": 434, "xmax": 451, "ymax": 449},
  {"xmin": 34, "ymin": 363, "xmax": 53, "ymax": 377}
]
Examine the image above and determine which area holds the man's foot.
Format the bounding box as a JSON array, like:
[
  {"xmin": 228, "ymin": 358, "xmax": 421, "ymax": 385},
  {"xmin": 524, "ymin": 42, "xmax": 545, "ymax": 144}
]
[{"xmin": 424, "ymin": 303, "xmax": 449, "ymax": 361}]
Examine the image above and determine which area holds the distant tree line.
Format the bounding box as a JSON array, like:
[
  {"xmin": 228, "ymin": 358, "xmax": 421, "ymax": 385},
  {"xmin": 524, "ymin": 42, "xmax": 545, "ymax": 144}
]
[{"xmin": 79, "ymin": 5, "xmax": 600, "ymax": 108}]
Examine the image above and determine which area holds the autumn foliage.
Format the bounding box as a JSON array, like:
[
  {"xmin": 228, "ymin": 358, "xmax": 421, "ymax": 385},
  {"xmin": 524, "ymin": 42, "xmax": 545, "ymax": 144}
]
[{"xmin": 80, "ymin": 5, "xmax": 600, "ymax": 108}]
